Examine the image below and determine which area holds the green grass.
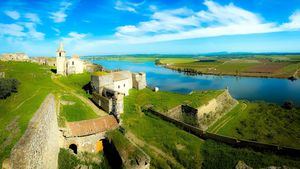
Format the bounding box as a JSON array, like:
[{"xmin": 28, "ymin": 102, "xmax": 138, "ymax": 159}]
[
  {"xmin": 107, "ymin": 130, "xmax": 147, "ymax": 166},
  {"xmin": 159, "ymin": 57, "xmax": 300, "ymax": 78},
  {"xmin": 60, "ymin": 94, "xmax": 98, "ymax": 122},
  {"xmin": 0, "ymin": 61, "xmax": 59, "ymax": 163},
  {"xmin": 123, "ymin": 89, "xmax": 204, "ymax": 168},
  {"xmin": 125, "ymin": 88, "xmax": 223, "ymax": 113},
  {"xmin": 208, "ymin": 101, "xmax": 248, "ymax": 133},
  {"xmin": 58, "ymin": 148, "xmax": 109, "ymax": 169},
  {"xmin": 122, "ymin": 89, "xmax": 300, "ymax": 168},
  {"xmin": 58, "ymin": 72, "xmax": 91, "ymax": 96},
  {"xmin": 201, "ymin": 140, "xmax": 300, "ymax": 169},
  {"xmin": 208, "ymin": 101, "xmax": 300, "ymax": 149}
]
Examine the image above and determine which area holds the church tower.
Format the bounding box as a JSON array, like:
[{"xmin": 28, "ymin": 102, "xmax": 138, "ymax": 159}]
[{"xmin": 56, "ymin": 42, "xmax": 66, "ymax": 75}]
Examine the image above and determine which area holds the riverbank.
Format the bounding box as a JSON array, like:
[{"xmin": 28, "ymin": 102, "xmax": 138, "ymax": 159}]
[
  {"xmin": 84, "ymin": 55, "xmax": 300, "ymax": 79},
  {"xmin": 156, "ymin": 57, "xmax": 300, "ymax": 79}
]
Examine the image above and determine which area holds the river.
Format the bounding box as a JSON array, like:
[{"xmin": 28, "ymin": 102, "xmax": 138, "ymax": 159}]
[{"xmin": 92, "ymin": 60, "xmax": 300, "ymax": 106}]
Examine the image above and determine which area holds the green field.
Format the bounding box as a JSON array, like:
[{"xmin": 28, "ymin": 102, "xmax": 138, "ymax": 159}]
[
  {"xmin": 0, "ymin": 61, "xmax": 99, "ymax": 163},
  {"xmin": 158, "ymin": 56, "xmax": 300, "ymax": 78},
  {"xmin": 122, "ymin": 89, "xmax": 300, "ymax": 168},
  {"xmin": 60, "ymin": 94, "xmax": 98, "ymax": 122},
  {"xmin": 58, "ymin": 72, "xmax": 91, "ymax": 96},
  {"xmin": 0, "ymin": 61, "xmax": 59, "ymax": 162},
  {"xmin": 124, "ymin": 88, "xmax": 223, "ymax": 113},
  {"xmin": 208, "ymin": 101, "xmax": 300, "ymax": 149}
]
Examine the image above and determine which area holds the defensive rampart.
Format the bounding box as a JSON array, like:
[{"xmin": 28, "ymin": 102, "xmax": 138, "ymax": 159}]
[
  {"xmin": 146, "ymin": 108, "xmax": 300, "ymax": 157},
  {"xmin": 9, "ymin": 94, "xmax": 59, "ymax": 169}
]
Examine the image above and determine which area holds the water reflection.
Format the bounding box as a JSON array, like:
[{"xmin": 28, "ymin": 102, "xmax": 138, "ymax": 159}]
[{"xmin": 92, "ymin": 60, "xmax": 300, "ymax": 106}]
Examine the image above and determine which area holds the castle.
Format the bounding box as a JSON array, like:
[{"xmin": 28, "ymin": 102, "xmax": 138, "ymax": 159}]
[
  {"xmin": 91, "ymin": 71, "xmax": 146, "ymax": 119},
  {"xmin": 56, "ymin": 42, "xmax": 85, "ymax": 75}
]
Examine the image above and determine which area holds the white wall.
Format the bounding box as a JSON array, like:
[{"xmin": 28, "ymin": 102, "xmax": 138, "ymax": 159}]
[{"xmin": 113, "ymin": 79, "xmax": 132, "ymax": 96}]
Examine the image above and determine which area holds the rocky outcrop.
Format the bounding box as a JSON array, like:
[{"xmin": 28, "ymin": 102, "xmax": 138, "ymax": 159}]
[{"xmin": 9, "ymin": 94, "xmax": 59, "ymax": 169}]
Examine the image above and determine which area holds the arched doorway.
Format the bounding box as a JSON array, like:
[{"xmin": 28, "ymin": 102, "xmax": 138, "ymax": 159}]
[{"xmin": 69, "ymin": 144, "xmax": 77, "ymax": 154}]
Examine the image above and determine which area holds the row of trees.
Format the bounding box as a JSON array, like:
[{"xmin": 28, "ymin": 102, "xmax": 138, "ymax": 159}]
[{"xmin": 0, "ymin": 78, "xmax": 20, "ymax": 99}]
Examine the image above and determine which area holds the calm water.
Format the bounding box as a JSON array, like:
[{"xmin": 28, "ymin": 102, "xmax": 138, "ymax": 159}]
[{"xmin": 92, "ymin": 60, "xmax": 300, "ymax": 106}]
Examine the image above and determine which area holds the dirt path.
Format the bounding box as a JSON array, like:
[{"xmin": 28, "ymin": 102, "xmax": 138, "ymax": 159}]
[
  {"xmin": 125, "ymin": 131, "xmax": 185, "ymax": 169},
  {"xmin": 51, "ymin": 76, "xmax": 107, "ymax": 116}
]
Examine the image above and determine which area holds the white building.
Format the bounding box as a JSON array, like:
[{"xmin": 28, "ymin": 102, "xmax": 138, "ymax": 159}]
[
  {"xmin": 91, "ymin": 70, "xmax": 147, "ymax": 118},
  {"xmin": 91, "ymin": 71, "xmax": 146, "ymax": 96},
  {"xmin": 56, "ymin": 42, "xmax": 85, "ymax": 75}
]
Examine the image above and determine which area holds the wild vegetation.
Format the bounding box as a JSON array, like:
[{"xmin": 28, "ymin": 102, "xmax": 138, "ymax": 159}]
[
  {"xmin": 201, "ymin": 140, "xmax": 300, "ymax": 169},
  {"xmin": 208, "ymin": 101, "xmax": 300, "ymax": 148},
  {"xmin": 58, "ymin": 148, "xmax": 109, "ymax": 169},
  {"xmin": 122, "ymin": 89, "xmax": 300, "ymax": 168},
  {"xmin": 0, "ymin": 78, "xmax": 20, "ymax": 99}
]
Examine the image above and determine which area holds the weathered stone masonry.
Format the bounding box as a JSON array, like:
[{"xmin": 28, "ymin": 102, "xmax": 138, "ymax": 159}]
[{"xmin": 9, "ymin": 94, "xmax": 59, "ymax": 169}]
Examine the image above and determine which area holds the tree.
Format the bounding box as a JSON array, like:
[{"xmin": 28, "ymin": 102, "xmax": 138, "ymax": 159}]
[
  {"xmin": 0, "ymin": 78, "xmax": 20, "ymax": 99},
  {"xmin": 282, "ymin": 101, "xmax": 294, "ymax": 110}
]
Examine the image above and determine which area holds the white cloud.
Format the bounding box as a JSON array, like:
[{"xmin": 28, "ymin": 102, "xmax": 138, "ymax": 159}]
[
  {"xmin": 0, "ymin": 22, "xmax": 44, "ymax": 40},
  {"xmin": 50, "ymin": 1, "xmax": 72, "ymax": 23},
  {"xmin": 114, "ymin": 0, "xmax": 144, "ymax": 13},
  {"xmin": 115, "ymin": 0, "xmax": 287, "ymax": 43},
  {"xmin": 23, "ymin": 22, "xmax": 45, "ymax": 40},
  {"xmin": 68, "ymin": 32, "xmax": 87, "ymax": 39},
  {"xmin": 25, "ymin": 13, "xmax": 41, "ymax": 24},
  {"xmin": 4, "ymin": 10, "xmax": 20, "ymax": 20},
  {"xmin": 61, "ymin": 31, "xmax": 88, "ymax": 44},
  {"xmin": 281, "ymin": 11, "xmax": 300, "ymax": 29},
  {"xmin": 0, "ymin": 23, "xmax": 26, "ymax": 37}
]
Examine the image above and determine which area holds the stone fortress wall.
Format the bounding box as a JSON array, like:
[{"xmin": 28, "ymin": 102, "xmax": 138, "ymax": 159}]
[
  {"xmin": 167, "ymin": 89, "xmax": 238, "ymax": 130},
  {"xmin": 9, "ymin": 94, "xmax": 59, "ymax": 169}
]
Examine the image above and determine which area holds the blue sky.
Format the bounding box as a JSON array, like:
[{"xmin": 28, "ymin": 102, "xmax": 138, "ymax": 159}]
[{"xmin": 0, "ymin": 0, "xmax": 300, "ymax": 56}]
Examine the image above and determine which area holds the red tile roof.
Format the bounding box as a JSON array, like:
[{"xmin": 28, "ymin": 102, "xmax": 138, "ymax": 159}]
[{"xmin": 67, "ymin": 115, "xmax": 119, "ymax": 137}]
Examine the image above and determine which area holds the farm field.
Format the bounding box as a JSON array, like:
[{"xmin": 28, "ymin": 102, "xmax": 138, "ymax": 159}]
[
  {"xmin": 89, "ymin": 54, "xmax": 300, "ymax": 78},
  {"xmin": 157, "ymin": 55, "xmax": 300, "ymax": 78},
  {"xmin": 208, "ymin": 101, "xmax": 300, "ymax": 149},
  {"xmin": 122, "ymin": 89, "xmax": 300, "ymax": 168}
]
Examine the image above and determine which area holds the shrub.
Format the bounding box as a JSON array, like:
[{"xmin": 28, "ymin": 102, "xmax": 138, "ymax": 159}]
[{"xmin": 0, "ymin": 78, "xmax": 20, "ymax": 99}]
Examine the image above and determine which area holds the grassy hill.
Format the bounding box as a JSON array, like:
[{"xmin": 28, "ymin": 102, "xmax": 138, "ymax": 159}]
[
  {"xmin": 0, "ymin": 61, "xmax": 59, "ymax": 162},
  {"xmin": 122, "ymin": 89, "xmax": 300, "ymax": 168},
  {"xmin": 0, "ymin": 61, "xmax": 100, "ymax": 163},
  {"xmin": 208, "ymin": 101, "xmax": 300, "ymax": 149}
]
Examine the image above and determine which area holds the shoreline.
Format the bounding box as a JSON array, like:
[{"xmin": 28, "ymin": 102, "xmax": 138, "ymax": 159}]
[{"xmin": 159, "ymin": 64, "xmax": 298, "ymax": 81}]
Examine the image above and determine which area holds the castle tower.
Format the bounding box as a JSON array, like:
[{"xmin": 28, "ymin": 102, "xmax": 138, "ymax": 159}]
[{"xmin": 56, "ymin": 42, "xmax": 66, "ymax": 75}]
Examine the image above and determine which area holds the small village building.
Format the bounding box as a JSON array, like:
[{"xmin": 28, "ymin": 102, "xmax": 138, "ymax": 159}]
[
  {"xmin": 1, "ymin": 53, "xmax": 29, "ymax": 61},
  {"xmin": 91, "ymin": 70, "xmax": 146, "ymax": 118},
  {"xmin": 56, "ymin": 42, "xmax": 85, "ymax": 75}
]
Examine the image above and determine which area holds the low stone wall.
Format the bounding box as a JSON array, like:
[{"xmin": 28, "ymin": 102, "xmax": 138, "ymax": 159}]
[
  {"xmin": 9, "ymin": 94, "xmax": 59, "ymax": 169},
  {"xmin": 146, "ymin": 108, "xmax": 300, "ymax": 157}
]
